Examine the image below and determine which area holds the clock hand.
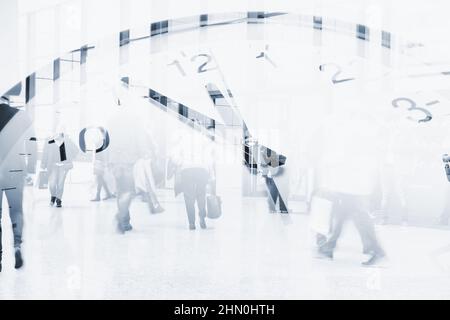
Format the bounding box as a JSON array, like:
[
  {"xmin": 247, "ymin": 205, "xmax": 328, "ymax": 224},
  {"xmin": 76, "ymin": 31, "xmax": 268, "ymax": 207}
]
[
  {"xmin": 204, "ymin": 82, "xmax": 287, "ymax": 169},
  {"xmin": 121, "ymin": 77, "xmax": 220, "ymax": 141},
  {"xmin": 205, "ymin": 83, "xmax": 290, "ymax": 214},
  {"xmin": 204, "ymin": 51, "xmax": 289, "ymax": 212},
  {"xmin": 256, "ymin": 45, "xmax": 277, "ymax": 68},
  {"xmin": 122, "ymin": 77, "xmax": 289, "ymax": 210},
  {"xmin": 205, "ymin": 49, "xmax": 287, "ymax": 169}
]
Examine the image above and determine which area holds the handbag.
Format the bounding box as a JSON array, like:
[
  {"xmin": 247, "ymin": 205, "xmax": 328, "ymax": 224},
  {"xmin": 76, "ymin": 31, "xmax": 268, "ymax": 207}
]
[
  {"xmin": 206, "ymin": 195, "xmax": 222, "ymax": 219},
  {"xmin": 309, "ymin": 195, "xmax": 333, "ymax": 236},
  {"xmin": 37, "ymin": 170, "xmax": 49, "ymax": 189}
]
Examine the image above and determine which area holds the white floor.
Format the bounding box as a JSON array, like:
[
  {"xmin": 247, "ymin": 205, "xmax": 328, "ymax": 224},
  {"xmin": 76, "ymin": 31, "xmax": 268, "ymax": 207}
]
[{"xmin": 0, "ymin": 183, "xmax": 450, "ymax": 300}]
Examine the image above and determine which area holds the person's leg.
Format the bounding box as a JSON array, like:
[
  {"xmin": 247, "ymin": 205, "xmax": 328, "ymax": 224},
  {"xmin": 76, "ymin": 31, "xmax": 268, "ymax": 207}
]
[
  {"xmin": 55, "ymin": 167, "xmax": 69, "ymax": 204},
  {"xmin": 316, "ymin": 233, "xmax": 327, "ymax": 247},
  {"xmin": 183, "ymin": 193, "xmax": 196, "ymax": 229},
  {"xmin": 0, "ymin": 189, "xmax": 3, "ymax": 271},
  {"xmin": 48, "ymin": 168, "xmax": 58, "ymax": 205},
  {"xmin": 179, "ymin": 168, "xmax": 198, "ymax": 229},
  {"xmin": 196, "ymin": 188, "xmax": 207, "ymax": 229},
  {"xmin": 349, "ymin": 196, "xmax": 385, "ymax": 265},
  {"xmin": 5, "ymin": 185, "xmax": 24, "ymax": 269},
  {"xmin": 92, "ymin": 174, "xmax": 102, "ymax": 201},
  {"xmin": 143, "ymin": 190, "xmax": 157, "ymax": 212},
  {"xmin": 116, "ymin": 192, "xmax": 133, "ymax": 230},
  {"xmin": 320, "ymin": 197, "xmax": 346, "ymax": 256},
  {"xmin": 147, "ymin": 189, "xmax": 164, "ymax": 213},
  {"xmin": 113, "ymin": 165, "xmax": 134, "ymax": 233},
  {"xmin": 99, "ymin": 174, "xmax": 113, "ymax": 198},
  {"xmin": 195, "ymin": 168, "xmax": 209, "ymax": 228},
  {"xmin": 144, "ymin": 170, "xmax": 163, "ymax": 213}
]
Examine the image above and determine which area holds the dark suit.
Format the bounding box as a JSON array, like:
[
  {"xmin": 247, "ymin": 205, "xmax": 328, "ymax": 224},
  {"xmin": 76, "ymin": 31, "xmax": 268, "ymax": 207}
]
[
  {"xmin": 178, "ymin": 167, "xmax": 210, "ymax": 226},
  {"xmin": 0, "ymin": 104, "xmax": 36, "ymax": 258}
]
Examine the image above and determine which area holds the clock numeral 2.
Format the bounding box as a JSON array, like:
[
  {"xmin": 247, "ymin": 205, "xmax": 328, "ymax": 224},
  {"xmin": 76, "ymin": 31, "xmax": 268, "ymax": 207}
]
[
  {"xmin": 319, "ymin": 63, "xmax": 355, "ymax": 84},
  {"xmin": 191, "ymin": 54, "xmax": 215, "ymax": 73},
  {"xmin": 392, "ymin": 97, "xmax": 433, "ymax": 123}
]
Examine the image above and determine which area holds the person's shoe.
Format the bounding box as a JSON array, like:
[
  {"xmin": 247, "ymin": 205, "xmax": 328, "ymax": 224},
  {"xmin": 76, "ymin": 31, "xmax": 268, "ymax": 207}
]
[
  {"xmin": 117, "ymin": 224, "xmax": 126, "ymax": 234},
  {"xmin": 14, "ymin": 249, "xmax": 23, "ymax": 269},
  {"xmin": 189, "ymin": 224, "xmax": 196, "ymax": 230},
  {"xmin": 151, "ymin": 206, "xmax": 165, "ymax": 214},
  {"xmin": 362, "ymin": 251, "xmax": 386, "ymax": 267},
  {"xmin": 91, "ymin": 197, "xmax": 101, "ymax": 202},
  {"xmin": 117, "ymin": 223, "xmax": 132, "ymax": 233},
  {"xmin": 116, "ymin": 214, "xmax": 132, "ymax": 234},
  {"xmin": 103, "ymin": 194, "xmax": 115, "ymax": 201},
  {"xmin": 50, "ymin": 196, "xmax": 56, "ymax": 206},
  {"xmin": 56, "ymin": 199, "xmax": 62, "ymax": 208},
  {"xmin": 200, "ymin": 218, "xmax": 207, "ymax": 229},
  {"xmin": 316, "ymin": 234, "xmax": 327, "ymax": 247},
  {"xmin": 315, "ymin": 248, "xmax": 333, "ymax": 260}
]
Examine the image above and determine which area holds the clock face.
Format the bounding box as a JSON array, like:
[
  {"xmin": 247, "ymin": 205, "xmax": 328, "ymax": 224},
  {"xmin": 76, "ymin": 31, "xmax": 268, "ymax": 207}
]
[{"xmin": 20, "ymin": 12, "xmax": 450, "ymax": 220}]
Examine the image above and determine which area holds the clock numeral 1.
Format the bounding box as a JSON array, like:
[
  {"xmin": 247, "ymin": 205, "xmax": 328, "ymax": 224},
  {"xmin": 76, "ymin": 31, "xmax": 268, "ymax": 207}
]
[{"xmin": 167, "ymin": 60, "xmax": 186, "ymax": 77}]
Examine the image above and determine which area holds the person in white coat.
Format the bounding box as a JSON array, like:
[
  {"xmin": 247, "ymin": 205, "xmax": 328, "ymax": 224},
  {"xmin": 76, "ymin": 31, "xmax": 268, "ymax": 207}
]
[{"xmin": 41, "ymin": 133, "xmax": 78, "ymax": 208}]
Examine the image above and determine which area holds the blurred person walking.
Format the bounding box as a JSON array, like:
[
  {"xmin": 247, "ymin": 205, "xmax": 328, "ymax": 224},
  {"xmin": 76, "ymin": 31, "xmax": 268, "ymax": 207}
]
[
  {"xmin": 41, "ymin": 133, "xmax": 78, "ymax": 208},
  {"xmin": 0, "ymin": 103, "xmax": 37, "ymax": 270},
  {"xmin": 309, "ymin": 109, "xmax": 386, "ymax": 266},
  {"xmin": 107, "ymin": 92, "xmax": 152, "ymax": 234},
  {"xmin": 170, "ymin": 131, "xmax": 216, "ymax": 230},
  {"xmin": 91, "ymin": 149, "xmax": 114, "ymax": 202}
]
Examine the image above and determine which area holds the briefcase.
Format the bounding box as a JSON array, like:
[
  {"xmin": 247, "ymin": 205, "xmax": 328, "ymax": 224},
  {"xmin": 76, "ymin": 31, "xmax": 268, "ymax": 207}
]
[
  {"xmin": 206, "ymin": 195, "xmax": 222, "ymax": 219},
  {"xmin": 309, "ymin": 195, "xmax": 333, "ymax": 236}
]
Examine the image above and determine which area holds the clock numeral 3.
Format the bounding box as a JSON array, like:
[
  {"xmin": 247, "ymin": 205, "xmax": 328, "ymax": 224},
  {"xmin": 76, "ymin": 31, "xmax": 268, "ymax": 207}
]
[{"xmin": 392, "ymin": 97, "xmax": 433, "ymax": 123}]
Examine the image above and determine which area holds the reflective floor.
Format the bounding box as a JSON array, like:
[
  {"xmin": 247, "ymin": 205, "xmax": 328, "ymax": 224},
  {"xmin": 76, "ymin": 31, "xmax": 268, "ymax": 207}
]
[{"xmin": 0, "ymin": 183, "xmax": 449, "ymax": 299}]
